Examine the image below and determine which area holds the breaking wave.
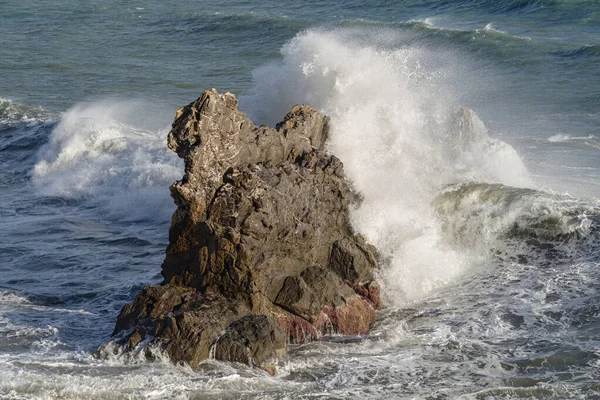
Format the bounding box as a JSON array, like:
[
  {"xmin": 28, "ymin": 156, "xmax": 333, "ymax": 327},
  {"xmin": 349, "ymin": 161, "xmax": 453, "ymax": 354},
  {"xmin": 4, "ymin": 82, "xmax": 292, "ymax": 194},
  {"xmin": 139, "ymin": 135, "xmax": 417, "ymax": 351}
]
[
  {"xmin": 434, "ymin": 183, "xmax": 600, "ymax": 260},
  {"xmin": 0, "ymin": 98, "xmax": 52, "ymax": 127},
  {"xmin": 31, "ymin": 100, "xmax": 182, "ymax": 222}
]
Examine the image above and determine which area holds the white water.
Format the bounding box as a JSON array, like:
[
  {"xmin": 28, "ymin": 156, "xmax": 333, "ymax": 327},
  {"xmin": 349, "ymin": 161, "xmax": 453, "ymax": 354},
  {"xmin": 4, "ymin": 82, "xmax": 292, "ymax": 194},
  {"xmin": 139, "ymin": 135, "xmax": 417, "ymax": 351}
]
[
  {"xmin": 31, "ymin": 101, "xmax": 182, "ymax": 222},
  {"xmin": 0, "ymin": 98, "xmax": 51, "ymax": 125},
  {"xmin": 243, "ymin": 28, "xmax": 531, "ymax": 303}
]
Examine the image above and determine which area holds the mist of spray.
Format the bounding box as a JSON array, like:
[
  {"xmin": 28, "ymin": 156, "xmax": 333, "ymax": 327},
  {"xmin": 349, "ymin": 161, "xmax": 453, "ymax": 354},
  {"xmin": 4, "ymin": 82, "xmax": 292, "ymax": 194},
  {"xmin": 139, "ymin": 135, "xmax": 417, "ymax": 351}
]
[
  {"xmin": 242, "ymin": 28, "xmax": 531, "ymax": 304},
  {"xmin": 32, "ymin": 100, "xmax": 182, "ymax": 222}
]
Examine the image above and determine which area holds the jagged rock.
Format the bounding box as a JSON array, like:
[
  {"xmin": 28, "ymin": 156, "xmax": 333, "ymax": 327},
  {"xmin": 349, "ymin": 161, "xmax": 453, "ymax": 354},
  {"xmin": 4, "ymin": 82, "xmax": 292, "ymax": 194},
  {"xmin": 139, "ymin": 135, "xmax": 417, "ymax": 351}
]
[
  {"xmin": 106, "ymin": 89, "xmax": 381, "ymax": 373},
  {"xmin": 329, "ymin": 237, "xmax": 377, "ymax": 284},
  {"xmin": 301, "ymin": 266, "xmax": 356, "ymax": 307},
  {"xmin": 273, "ymin": 266, "xmax": 357, "ymax": 322},
  {"xmin": 213, "ymin": 315, "xmax": 286, "ymax": 375},
  {"xmin": 105, "ymin": 284, "xmax": 250, "ymax": 367},
  {"xmin": 274, "ymin": 275, "xmax": 321, "ymax": 321}
]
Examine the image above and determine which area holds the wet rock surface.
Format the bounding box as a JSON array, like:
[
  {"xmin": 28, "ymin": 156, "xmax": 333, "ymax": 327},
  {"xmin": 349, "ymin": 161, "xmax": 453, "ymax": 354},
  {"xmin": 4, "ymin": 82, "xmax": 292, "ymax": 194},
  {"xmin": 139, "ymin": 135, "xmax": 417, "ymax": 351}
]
[
  {"xmin": 213, "ymin": 315, "xmax": 286, "ymax": 375},
  {"xmin": 105, "ymin": 89, "xmax": 381, "ymax": 373}
]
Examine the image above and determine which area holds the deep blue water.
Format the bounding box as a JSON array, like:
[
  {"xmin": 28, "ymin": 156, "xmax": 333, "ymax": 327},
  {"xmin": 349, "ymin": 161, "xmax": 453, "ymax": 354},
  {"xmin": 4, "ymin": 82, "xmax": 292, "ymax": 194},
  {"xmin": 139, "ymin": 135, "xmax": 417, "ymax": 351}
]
[{"xmin": 1, "ymin": 1, "xmax": 599, "ymax": 398}]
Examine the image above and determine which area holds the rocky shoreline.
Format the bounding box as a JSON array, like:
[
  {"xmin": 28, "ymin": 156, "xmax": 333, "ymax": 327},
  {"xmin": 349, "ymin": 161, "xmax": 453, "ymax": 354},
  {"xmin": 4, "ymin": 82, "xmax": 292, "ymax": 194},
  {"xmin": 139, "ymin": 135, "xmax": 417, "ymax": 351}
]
[{"xmin": 104, "ymin": 89, "xmax": 381, "ymax": 374}]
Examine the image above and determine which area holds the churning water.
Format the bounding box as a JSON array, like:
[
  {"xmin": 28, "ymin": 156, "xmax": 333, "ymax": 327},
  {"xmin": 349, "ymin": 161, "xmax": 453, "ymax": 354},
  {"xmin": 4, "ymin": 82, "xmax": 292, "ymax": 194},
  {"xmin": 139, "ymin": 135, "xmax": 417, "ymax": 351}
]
[{"xmin": 1, "ymin": 1, "xmax": 599, "ymax": 398}]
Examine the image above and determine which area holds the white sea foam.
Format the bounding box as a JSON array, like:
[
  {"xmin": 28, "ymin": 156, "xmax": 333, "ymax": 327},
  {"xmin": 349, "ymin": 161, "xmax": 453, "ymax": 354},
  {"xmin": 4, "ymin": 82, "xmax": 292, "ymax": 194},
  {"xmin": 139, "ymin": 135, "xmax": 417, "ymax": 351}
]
[
  {"xmin": 242, "ymin": 28, "xmax": 531, "ymax": 304},
  {"xmin": 422, "ymin": 17, "xmax": 436, "ymax": 26},
  {"xmin": 547, "ymin": 133, "xmax": 596, "ymax": 143},
  {"xmin": 0, "ymin": 290, "xmax": 94, "ymax": 316},
  {"xmin": 0, "ymin": 98, "xmax": 51, "ymax": 124},
  {"xmin": 31, "ymin": 100, "xmax": 182, "ymax": 222},
  {"xmin": 0, "ymin": 291, "xmax": 30, "ymax": 306},
  {"xmin": 482, "ymin": 23, "xmax": 504, "ymax": 33}
]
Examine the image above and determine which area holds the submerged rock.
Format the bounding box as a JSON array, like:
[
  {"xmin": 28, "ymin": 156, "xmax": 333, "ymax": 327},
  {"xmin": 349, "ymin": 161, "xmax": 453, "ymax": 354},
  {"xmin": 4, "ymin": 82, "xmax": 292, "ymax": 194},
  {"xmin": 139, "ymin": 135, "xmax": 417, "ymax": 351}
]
[{"xmin": 104, "ymin": 89, "xmax": 381, "ymax": 373}]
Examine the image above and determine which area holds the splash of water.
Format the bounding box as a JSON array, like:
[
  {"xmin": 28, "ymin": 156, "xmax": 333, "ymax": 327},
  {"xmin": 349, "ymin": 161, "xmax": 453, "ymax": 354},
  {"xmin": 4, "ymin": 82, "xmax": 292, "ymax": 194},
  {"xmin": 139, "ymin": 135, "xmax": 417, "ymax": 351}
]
[
  {"xmin": 31, "ymin": 100, "xmax": 182, "ymax": 222},
  {"xmin": 242, "ymin": 27, "xmax": 531, "ymax": 303}
]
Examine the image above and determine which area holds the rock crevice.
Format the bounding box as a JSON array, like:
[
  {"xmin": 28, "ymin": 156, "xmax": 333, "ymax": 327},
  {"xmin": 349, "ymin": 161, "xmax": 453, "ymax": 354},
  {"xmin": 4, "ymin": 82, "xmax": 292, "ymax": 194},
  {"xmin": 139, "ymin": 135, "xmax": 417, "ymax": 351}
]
[{"xmin": 106, "ymin": 89, "xmax": 381, "ymax": 373}]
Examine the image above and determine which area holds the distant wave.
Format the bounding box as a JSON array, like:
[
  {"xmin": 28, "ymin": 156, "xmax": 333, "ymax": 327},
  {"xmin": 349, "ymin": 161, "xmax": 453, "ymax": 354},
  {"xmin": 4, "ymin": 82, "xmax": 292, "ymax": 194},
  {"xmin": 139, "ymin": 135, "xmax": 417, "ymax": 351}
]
[
  {"xmin": 554, "ymin": 44, "xmax": 600, "ymax": 59},
  {"xmin": 405, "ymin": 19, "xmax": 533, "ymax": 42},
  {"xmin": 480, "ymin": 0, "xmax": 556, "ymax": 14},
  {"xmin": 154, "ymin": 11, "xmax": 303, "ymax": 36},
  {"xmin": 548, "ymin": 134, "xmax": 595, "ymax": 143},
  {"xmin": 424, "ymin": 0, "xmax": 558, "ymax": 14},
  {"xmin": 334, "ymin": 17, "xmax": 536, "ymax": 61},
  {"xmin": 546, "ymin": 134, "xmax": 600, "ymax": 151}
]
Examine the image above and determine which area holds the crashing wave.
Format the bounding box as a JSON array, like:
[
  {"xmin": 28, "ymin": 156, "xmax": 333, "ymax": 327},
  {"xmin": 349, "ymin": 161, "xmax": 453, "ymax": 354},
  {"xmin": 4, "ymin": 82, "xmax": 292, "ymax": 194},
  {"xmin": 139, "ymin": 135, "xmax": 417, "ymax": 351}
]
[{"xmin": 242, "ymin": 27, "xmax": 532, "ymax": 303}]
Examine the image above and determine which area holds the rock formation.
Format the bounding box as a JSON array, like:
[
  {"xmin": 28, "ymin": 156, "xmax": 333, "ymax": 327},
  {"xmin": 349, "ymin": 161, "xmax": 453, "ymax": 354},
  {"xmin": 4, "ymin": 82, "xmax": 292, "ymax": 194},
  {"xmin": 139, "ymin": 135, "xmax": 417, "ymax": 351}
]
[{"xmin": 105, "ymin": 89, "xmax": 381, "ymax": 374}]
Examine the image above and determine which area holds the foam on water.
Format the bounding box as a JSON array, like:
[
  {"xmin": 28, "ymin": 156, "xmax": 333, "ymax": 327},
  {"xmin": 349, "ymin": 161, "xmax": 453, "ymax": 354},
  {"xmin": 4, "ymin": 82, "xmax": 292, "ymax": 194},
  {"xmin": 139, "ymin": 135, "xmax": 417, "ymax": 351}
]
[
  {"xmin": 0, "ymin": 292, "xmax": 62, "ymax": 359},
  {"xmin": 0, "ymin": 347, "xmax": 304, "ymax": 400},
  {"xmin": 547, "ymin": 133, "xmax": 596, "ymax": 143},
  {"xmin": 31, "ymin": 100, "xmax": 182, "ymax": 222},
  {"xmin": 0, "ymin": 99, "xmax": 51, "ymax": 126},
  {"xmin": 1, "ymin": 292, "xmax": 94, "ymax": 317},
  {"xmin": 0, "ymin": 291, "xmax": 31, "ymax": 307},
  {"xmin": 243, "ymin": 27, "xmax": 531, "ymax": 303}
]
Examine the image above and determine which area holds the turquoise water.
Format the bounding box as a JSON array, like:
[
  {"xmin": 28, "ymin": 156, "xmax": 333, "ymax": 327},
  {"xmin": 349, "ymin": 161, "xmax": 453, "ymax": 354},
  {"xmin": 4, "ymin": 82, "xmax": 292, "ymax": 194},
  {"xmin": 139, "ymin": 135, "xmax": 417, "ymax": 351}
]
[{"xmin": 1, "ymin": 1, "xmax": 599, "ymax": 398}]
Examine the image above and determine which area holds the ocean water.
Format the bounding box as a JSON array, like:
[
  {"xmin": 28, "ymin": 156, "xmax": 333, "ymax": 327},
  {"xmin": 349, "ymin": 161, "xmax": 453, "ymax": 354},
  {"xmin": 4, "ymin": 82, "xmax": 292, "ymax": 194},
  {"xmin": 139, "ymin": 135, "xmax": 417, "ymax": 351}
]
[{"xmin": 1, "ymin": 1, "xmax": 599, "ymax": 398}]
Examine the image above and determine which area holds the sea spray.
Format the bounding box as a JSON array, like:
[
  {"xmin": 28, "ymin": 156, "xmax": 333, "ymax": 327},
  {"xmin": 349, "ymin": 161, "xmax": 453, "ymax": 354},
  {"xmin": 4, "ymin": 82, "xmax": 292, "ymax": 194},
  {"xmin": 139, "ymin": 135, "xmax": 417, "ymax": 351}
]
[
  {"xmin": 242, "ymin": 27, "xmax": 531, "ymax": 303},
  {"xmin": 31, "ymin": 100, "xmax": 182, "ymax": 222}
]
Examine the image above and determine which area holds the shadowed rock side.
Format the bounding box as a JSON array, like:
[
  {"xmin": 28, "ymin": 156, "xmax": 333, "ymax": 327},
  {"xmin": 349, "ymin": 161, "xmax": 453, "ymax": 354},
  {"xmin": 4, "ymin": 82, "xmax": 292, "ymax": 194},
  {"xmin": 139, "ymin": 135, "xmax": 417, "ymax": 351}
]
[{"xmin": 105, "ymin": 89, "xmax": 381, "ymax": 374}]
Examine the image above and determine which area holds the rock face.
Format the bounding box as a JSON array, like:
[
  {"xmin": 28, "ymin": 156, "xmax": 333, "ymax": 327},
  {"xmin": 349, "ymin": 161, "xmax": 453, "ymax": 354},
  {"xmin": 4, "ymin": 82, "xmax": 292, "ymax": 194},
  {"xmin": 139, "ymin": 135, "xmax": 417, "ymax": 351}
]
[{"xmin": 106, "ymin": 89, "xmax": 380, "ymax": 373}]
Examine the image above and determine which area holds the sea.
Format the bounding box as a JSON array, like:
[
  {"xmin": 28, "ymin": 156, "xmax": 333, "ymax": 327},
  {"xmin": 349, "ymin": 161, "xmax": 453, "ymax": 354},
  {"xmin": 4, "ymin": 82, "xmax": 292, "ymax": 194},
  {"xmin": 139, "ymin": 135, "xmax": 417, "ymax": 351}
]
[{"xmin": 1, "ymin": 1, "xmax": 599, "ymax": 398}]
